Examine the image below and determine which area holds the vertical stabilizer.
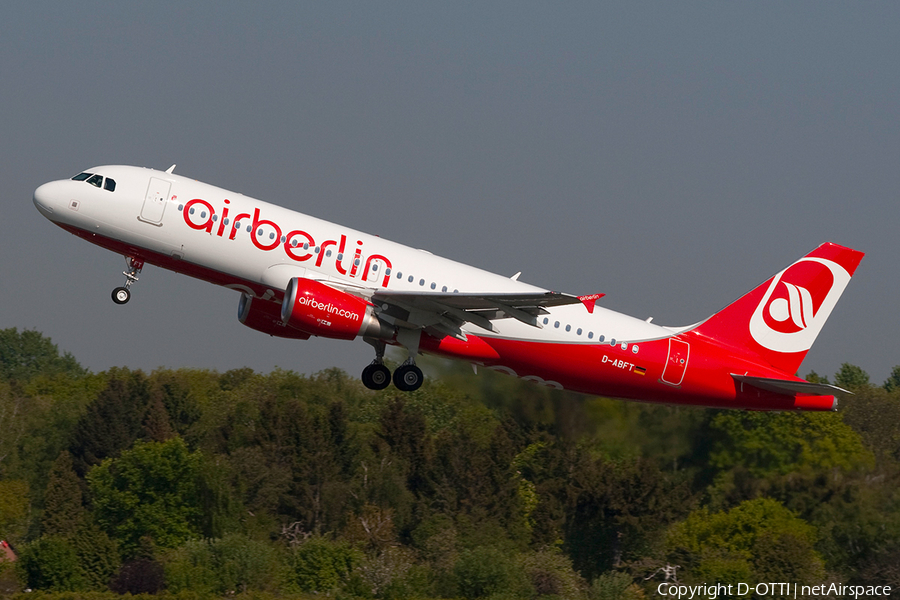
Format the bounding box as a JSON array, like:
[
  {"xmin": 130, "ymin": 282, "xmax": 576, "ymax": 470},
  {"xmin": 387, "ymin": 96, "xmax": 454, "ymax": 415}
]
[{"xmin": 691, "ymin": 243, "xmax": 864, "ymax": 375}]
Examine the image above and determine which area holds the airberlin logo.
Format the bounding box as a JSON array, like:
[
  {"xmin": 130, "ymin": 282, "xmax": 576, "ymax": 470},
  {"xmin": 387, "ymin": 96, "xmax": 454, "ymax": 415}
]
[
  {"xmin": 182, "ymin": 198, "xmax": 393, "ymax": 288},
  {"xmin": 297, "ymin": 295, "xmax": 362, "ymax": 322},
  {"xmin": 749, "ymin": 257, "xmax": 851, "ymax": 354}
]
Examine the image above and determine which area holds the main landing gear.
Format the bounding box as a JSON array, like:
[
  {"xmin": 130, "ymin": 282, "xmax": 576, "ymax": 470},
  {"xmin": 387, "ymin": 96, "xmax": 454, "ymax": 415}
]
[
  {"xmin": 112, "ymin": 257, "xmax": 143, "ymax": 305},
  {"xmin": 361, "ymin": 336, "xmax": 425, "ymax": 392}
]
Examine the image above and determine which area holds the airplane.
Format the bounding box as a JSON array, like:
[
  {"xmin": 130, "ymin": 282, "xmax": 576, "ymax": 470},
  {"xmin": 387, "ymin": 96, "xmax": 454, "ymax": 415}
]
[{"xmin": 33, "ymin": 165, "xmax": 864, "ymax": 411}]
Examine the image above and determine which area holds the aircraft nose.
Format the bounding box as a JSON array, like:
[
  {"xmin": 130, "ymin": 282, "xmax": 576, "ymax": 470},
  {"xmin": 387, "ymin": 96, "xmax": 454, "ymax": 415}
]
[{"xmin": 33, "ymin": 181, "xmax": 64, "ymax": 217}]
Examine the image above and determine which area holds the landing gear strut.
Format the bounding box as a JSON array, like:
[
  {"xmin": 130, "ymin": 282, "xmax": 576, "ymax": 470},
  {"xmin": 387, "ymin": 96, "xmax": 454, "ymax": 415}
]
[
  {"xmin": 361, "ymin": 339, "xmax": 391, "ymax": 391},
  {"xmin": 112, "ymin": 257, "xmax": 143, "ymax": 305}
]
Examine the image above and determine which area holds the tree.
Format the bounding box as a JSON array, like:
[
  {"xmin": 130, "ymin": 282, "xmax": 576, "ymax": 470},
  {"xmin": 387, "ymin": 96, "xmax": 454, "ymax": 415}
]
[
  {"xmin": 87, "ymin": 437, "xmax": 203, "ymax": 556},
  {"xmin": 0, "ymin": 328, "xmax": 84, "ymax": 382},
  {"xmin": 834, "ymin": 363, "xmax": 870, "ymax": 391},
  {"xmin": 708, "ymin": 411, "xmax": 872, "ymax": 478},
  {"xmin": 16, "ymin": 536, "xmax": 85, "ymax": 591},
  {"xmin": 69, "ymin": 368, "xmax": 152, "ymax": 476},
  {"xmin": 883, "ymin": 366, "xmax": 900, "ymax": 393},
  {"xmin": 42, "ymin": 451, "xmax": 85, "ymax": 538},
  {"xmin": 667, "ymin": 498, "xmax": 824, "ymax": 583},
  {"xmin": 0, "ymin": 480, "xmax": 29, "ymax": 545}
]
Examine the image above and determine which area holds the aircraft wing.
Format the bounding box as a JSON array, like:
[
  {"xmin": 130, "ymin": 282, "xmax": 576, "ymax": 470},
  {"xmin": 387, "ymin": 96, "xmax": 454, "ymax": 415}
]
[{"xmin": 360, "ymin": 288, "xmax": 582, "ymax": 340}]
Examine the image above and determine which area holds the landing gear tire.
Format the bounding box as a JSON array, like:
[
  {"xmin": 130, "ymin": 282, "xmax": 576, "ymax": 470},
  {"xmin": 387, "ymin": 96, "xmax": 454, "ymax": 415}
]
[
  {"xmin": 393, "ymin": 364, "xmax": 424, "ymax": 392},
  {"xmin": 112, "ymin": 287, "xmax": 131, "ymax": 305},
  {"xmin": 362, "ymin": 363, "xmax": 391, "ymax": 391}
]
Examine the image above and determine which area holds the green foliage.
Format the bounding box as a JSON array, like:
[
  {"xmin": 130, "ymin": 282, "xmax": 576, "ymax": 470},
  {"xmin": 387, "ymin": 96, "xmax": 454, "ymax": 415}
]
[
  {"xmin": 0, "ymin": 480, "xmax": 30, "ymax": 545},
  {"xmin": 87, "ymin": 437, "xmax": 203, "ymax": 556},
  {"xmin": 4, "ymin": 328, "xmax": 900, "ymax": 595},
  {"xmin": 452, "ymin": 546, "xmax": 532, "ymax": 599},
  {"xmin": 883, "ymin": 365, "xmax": 900, "ymax": 392},
  {"xmin": 165, "ymin": 534, "xmax": 283, "ymax": 594},
  {"xmin": 518, "ymin": 546, "xmax": 586, "ymax": 599},
  {"xmin": 667, "ymin": 498, "xmax": 824, "ymax": 583},
  {"xmin": 834, "ymin": 363, "xmax": 870, "ymax": 391},
  {"xmin": 71, "ymin": 520, "xmax": 120, "ymax": 590},
  {"xmin": 289, "ymin": 537, "xmax": 360, "ymax": 593},
  {"xmin": 42, "ymin": 451, "xmax": 85, "ymax": 538},
  {"xmin": 16, "ymin": 536, "xmax": 85, "ymax": 591},
  {"xmin": 564, "ymin": 456, "xmax": 691, "ymax": 579},
  {"xmin": 69, "ymin": 369, "xmax": 152, "ymax": 477},
  {"xmin": 708, "ymin": 411, "xmax": 873, "ymax": 477},
  {"xmin": 0, "ymin": 328, "xmax": 85, "ymax": 383},
  {"xmin": 589, "ymin": 571, "xmax": 644, "ymax": 600}
]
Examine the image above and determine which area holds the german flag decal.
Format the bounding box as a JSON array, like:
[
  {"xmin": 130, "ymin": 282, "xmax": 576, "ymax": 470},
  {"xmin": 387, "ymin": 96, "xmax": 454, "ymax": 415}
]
[{"xmin": 633, "ymin": 366, "xmax": 647, "ymax": 376}]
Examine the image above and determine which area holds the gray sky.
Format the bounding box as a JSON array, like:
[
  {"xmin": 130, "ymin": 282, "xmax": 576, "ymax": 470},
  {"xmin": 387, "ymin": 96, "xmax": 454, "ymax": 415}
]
[{"xmin": 2, "ymin": 2, "xmax": 897, "ymax": 385}]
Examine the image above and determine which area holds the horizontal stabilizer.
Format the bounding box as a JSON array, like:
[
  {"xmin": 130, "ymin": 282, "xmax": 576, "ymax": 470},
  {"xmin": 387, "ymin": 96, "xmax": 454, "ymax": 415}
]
[{"xmin": 731, "ymin": 374, "xmax": 851, "ymax": 397}]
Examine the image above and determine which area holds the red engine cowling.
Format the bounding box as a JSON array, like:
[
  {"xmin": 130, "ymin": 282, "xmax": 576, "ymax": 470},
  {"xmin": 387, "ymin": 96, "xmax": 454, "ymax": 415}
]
[
  {"xmin": 281, "ymin": 277, "xmax": 391, "ymax": 340},
  {"xmin": 238, "ymin": 293, "xmax": 311, "ymax": 339}
]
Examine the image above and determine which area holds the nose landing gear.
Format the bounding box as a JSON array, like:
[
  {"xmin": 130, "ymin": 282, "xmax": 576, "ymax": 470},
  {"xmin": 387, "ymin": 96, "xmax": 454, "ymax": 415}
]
[{"xmin": 112, "ymin": 257, "xmax": 143, "ymax": 305}]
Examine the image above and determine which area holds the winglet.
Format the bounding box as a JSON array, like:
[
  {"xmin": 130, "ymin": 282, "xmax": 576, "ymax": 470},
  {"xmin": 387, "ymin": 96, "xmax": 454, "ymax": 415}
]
[{"xmin": 578, "ymin": 293, "xmax": 606, "ymax": 314}]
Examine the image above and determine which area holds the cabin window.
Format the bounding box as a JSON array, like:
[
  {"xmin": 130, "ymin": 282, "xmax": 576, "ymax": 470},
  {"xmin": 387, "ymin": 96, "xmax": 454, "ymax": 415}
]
[
  {"xmin": 565, "ymin": 324, "xmax": 571, "ymax": 332},
  {"xmin": 543, "ymin": 317, "xmax": 549, "ymax": 325},
  {"xmin": 408, "ymin": 275, "xmax": 414, "ymax": 283},
  {"xmin": 442, "ymin": 286, "xmax": 448, "ymax": 292},
  {"xmin": 599, "ymin": 335, "xmax": 605, "ymax": 342},
  {"xmin": 588, "ymin": 332, "xmax": 594, "ymax": 339},
  {"xmin": 554, "ymin": 321, "xmax": 560, "ymax": 328},
  {"xmin": 419, "ymin": 279, "xmax": 425, "ymax": 286},
  {"xmin": 430, "ymin": 282, "xmax": 436, "ymax": 289},
  {"xmin": 385, "ymin": 268, "xmax": 391, "ymax": 275},
  {"xmin": 577, "ymin": 328, "xmax": 582, "ymax": 335}
]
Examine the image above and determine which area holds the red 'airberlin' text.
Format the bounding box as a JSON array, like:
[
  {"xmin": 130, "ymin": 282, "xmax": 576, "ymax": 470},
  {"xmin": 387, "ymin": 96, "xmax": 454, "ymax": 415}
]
[{"xmin": 182, "ymin": 199, "xmax": 393, "ymax": 288}]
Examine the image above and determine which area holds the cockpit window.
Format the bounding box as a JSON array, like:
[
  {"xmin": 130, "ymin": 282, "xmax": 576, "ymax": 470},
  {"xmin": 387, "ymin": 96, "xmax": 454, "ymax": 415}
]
[
  {"xmin": 104, "ymin": 178, "xmax": 116, "ymax": 192},
  {"xmin": 72, "ymin": 172, "xmax": 92, "ymax": 181},
  {"xmin": 86, "ymin": 174, "xmax": 103, "ymax": 188}
]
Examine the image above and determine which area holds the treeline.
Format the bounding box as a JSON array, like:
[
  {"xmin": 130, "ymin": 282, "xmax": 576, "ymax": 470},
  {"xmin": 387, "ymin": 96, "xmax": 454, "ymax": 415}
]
[{"xmin": 1, "ymin": 326, "xmax": 899, "ymax": 597}]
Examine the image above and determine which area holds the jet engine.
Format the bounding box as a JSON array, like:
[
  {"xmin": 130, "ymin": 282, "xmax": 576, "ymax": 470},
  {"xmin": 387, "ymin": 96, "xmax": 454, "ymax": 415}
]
[
  {"xmin": 281, "ymin": 277, "xmax": 392, "ymax": 340},
  {"xmin": 238, "ymin": 293, "xmax": 311, "ymax": 339}
]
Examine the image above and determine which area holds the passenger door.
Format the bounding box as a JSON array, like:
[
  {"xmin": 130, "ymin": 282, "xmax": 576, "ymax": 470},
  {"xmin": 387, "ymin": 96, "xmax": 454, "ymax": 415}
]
[{"xmin": 140, "ymin": 177, "xmax": 170, "ymax": 225}]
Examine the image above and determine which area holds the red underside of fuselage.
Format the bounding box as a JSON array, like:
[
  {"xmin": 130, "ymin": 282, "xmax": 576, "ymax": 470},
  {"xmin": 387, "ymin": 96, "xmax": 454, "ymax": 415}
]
[{"xmin": 61, "ymin": 223, "xmax": 835, "ymax": 411}]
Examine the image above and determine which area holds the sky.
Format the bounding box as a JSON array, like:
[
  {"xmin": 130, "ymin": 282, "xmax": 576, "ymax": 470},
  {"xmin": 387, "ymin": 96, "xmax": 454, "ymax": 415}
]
[{"xmin": 1, "ymin": 2, "xmax": 898, "ymax": 385}]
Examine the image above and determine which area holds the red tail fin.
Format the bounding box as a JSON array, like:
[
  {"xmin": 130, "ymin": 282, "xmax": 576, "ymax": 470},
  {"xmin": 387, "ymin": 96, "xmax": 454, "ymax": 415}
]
[{"xmin": 692, "ymin": 243, "xmax": 864, "ymax": 375}]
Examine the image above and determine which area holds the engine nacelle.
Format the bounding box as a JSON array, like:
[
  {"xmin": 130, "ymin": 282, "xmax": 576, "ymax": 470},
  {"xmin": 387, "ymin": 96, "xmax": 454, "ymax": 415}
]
[
  {"xmin": 238, "ymin": 293, "xmax": 311, "ymax": 339},
  {"xmin": 281, "ymin": 277, "xmax": 392, "ymax": 340}
]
